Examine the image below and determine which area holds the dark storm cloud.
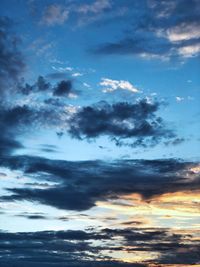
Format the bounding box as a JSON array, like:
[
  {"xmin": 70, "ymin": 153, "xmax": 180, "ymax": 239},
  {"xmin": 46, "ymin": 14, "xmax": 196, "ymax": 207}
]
[
  {"xmin": 53, "ymin": 80, "xmax": 73, "ymax": 96},
  {"xmin": 18, "ymin": 76, "xmax": 50, "ymax": 95},
  {"xmin": 68, "ymin": 99, "xmax": 175, "ymax": 147},
  {"xmin": 0, "ymin": 105, "xmax": 33, "ymax": 155},
  {"xmin": 0, "ymin": 104, "xmax": 61, "ymax": 155},
  {"xmin": 0, "ymin": 155, "xmax": 199, "ymax": 211},
  {"xmin": 94, "ymin": 0, "xmax": 200, "ymax": 59},
  {"xmin": 0, "ymin": 105, "xmax": 40, "ymax": 155},
  {"xmin": 0, "ymin": 227, "xmax": 199, "ymax": 266},
  {"xmin": 36, "ymin": 76, "xmax": 51, "ymax": 91},
  {"xmin": 1, "ymin": 97, "xmax": 179, "ymax": 153},
  {"xmin": 0, "ymin": 16, "xmax": 25, "ymax": 92},
  {"xmin": 158, "ymin": 249, "xmax": 200, "ymax": 264},
  {"xmin": 19, "ymin": 76, "xmax": 75, "ymax": 98}
]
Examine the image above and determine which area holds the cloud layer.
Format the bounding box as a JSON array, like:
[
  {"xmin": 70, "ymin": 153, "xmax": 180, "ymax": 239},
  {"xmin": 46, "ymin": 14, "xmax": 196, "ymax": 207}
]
[
  {"xmin": 0, "ymin": 226, "xmax": 199, "ymax": 266},
  {"xmin": 0, "ymin": 17, "xmax": 25, "ymax": 93},
  {"xmin": 94, "ymin": 0, "xmax": 200, "ymax": 59},
  {"xmin": 68, "ymin": 100, "xmax": 174, "ymax": 147},
  {"xmin": 1, "ymin": 155, "xmax": 199, "ymax": 211}
]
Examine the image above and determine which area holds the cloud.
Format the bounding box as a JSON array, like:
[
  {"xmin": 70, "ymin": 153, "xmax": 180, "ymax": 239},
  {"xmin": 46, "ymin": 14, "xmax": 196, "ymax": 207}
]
[
  {"xmin": 69, "ymin": 0, "xmax": 115, "ymax": 28},
  {"xmin": 164, "ymin": 137, "xmax": 185, "ymax": 146},
  {"xmin": 1, "ymin": 155, "xmax": 199, "ymax": 211},
  {"xmin": 176, "ymin": 96, "xmax": 184, "ymax": 102},
  {"xmin": 0, "ymin": 16, "xmax": 184, "ymax": 155},
  {"xmin": 0, "ymin": 227, "xmax": 199, "ymax": 266},
  {"xmin": 16, "ymin": 212, "xmax": 48, "ymax": 220},
  {"xmin": 0, "ymin": 105, "xmax": 33, "ymax": 155},
  {"xmin": 67, "ymin": 99, "xmax": 175, "ymax": 147},
  {"xmin": 0, "ymin": 81, "xmax": 180, "ymax": 153},
  {"xmin": 46, "ymin": 72, "xmax": 69, "ymax": 80},
  {"xmin": 38, "ymin": 0, "xmax": 113, "ymax": 28},
  {"xmin": 166, "ymin": 23, "xmax": 200, "ymax": 42},
  {"xmin": 50, "ymin": 65, "xmax": 85, "ymax": 79},
  {"xmin": 28, "ymin": 38, "xmax": 54, "ymax": 58},
  {"xmin": 41, "ymin": 4, "xmax": 69, "ymax": 26},
  {"xmin": 100, "ymin": 78, "xmax": 139, "ymax": 93},
  {"xmin": 39, "ymin": 144, "xmax": 59, "ymax": 153},
  {"xmin": 93, "ymin": 0, "xmax": 200, "ymax": 59},
  {"xmin": 36, "ymin": 76, "xmax": 51, "ymax": 91},
  {"xmin": 77, "ymin": 0, "xmax": 111, "ymax": 14},
  {"xmin": 95, "ymin": 36, "xmax": 172, "ymax": 59},
  {"xmin": 53, "ymin": 80, "xmax": 73, "ymax": 97},
  {"xmin": 0, "ymin": 16, "xmax": 25, "ymax": 93},
  {"xmin": 18, "ymin": 76, "xmax": 51, "ymax": 95},
  {"xmin": 72, "ymin": 72, "xmax": 83, "ymax": 77},
  {"xmin": 0, "ymin": 103, "xmax": 63, "ymax": 156},
  {"xmin": 177, "ymin": 42, "xmax": 200, "ymax": 58},
  {"xmin": 18, "ymin": 76, "xmax": 77, "ymax": 98}
]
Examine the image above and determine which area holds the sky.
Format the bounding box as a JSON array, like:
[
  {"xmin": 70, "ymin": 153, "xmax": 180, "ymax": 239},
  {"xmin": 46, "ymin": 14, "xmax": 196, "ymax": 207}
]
[{"xmin": 0, "ymin": 0, "xmax": 200, "ymax": 266}]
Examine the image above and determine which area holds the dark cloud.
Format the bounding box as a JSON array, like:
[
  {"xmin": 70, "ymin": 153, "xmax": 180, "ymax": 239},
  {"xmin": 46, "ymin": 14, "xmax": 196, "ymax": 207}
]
[
  {"xmin": 164, "ymin": 137, "xmax": 186, "ymax": 146},
  {"xmin": 0, "ymin": 104, "xmax": 61, "ymax": 155},
  {"xmin": 95, "ymin": 35, "xmax": 172, "ymax": 57},
  {"xmin": 0, "ymin": 105, "xmax": 33, "ymax": 155},
  {"xmin": 158, "ymin": 249, "xmax": 200, "ymax": 264},
  {"xmin": 39, "ymin": 144, "xmax": 59, "ymax": 153},
  {"xmin": 0, "ymin": 227, "xmax": 199, "ymax": 266},
  {"xmin": 18, "ymin": 76, "xmax": 51, "ymax": 95},
  {"xmin": 0, "ymin": 98, "xmax": 184, "ymax": 159},
  {"xmin": 0, "ymin": 16, "xmax": 25, "ymax": 93},
  {"xmin": 53, "ymin": 80, "xmax": 73, "ymax": 96},
  {"xmin": 93, "ymin": 0, "xmax": 200, "ymax": 59},
  {"xmin": 68, "ymin": 99, "xmax": 175, "ymax": 147},
  {"xmin": 46, "ymin": 72, "xmax": 69, "ymax": 80},
  {"xmin": 0, "ymin": 16, "xmax": 181, "ymax": 153},
  {"xmin": 36, "ymin": 76, "xmax": 51, "ymax": 91},
  {"xmin": 0, "ymin": 155, "xmax": 199, "ymax": 211},
  {"xmin": 16, "ymin": 212, "xmax": 48, "ymax": 220},
  {"xmin": 18, "ymin": 76, "xmax": 76, "ymax": 98}
]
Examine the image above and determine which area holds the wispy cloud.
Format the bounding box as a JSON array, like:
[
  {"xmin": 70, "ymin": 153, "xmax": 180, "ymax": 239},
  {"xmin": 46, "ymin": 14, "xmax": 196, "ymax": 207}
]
[
  {"xmin": 41, "ymin": 4, "xmax": 69, "ymax": 26},
  {"xmin": 0, "ymin": 17, "xmax": 25, "ymax": 92}
]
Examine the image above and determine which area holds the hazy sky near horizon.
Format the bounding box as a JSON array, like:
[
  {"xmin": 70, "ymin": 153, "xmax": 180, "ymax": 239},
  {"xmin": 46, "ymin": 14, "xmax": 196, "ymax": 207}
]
[{"xmin": 0, "ymin": 0, "xmax": 200, "ymax": 266}]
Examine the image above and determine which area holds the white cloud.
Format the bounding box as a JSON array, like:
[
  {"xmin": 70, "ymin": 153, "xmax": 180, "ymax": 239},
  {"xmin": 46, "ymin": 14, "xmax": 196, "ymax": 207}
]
[
  {"xmin": 72, "ymin": 72, "xmax": 83, "ymax": 77},
  {"xmin": 167, "ymin": 23, "xmax": 200, "ymax": 42},
  {"xmin": 64, "ymin": 105, "xmax": 79, "ymax": 114},
  {"xmin": 52, "ymin": 66, "xmax": 84, "ymax": 78},
  {"xmin": 100, "ymin": 78, "xmax": 139, "ymax": 93},
  {"xmin": 83, "ymin": 82, "xmax": 91, "ymax": 88},
  {"xmin": 177, "ymin": 43, "xmax": 200, "ymax": 58},
  {"xmin": 176, "ymin": 96, "xmax": 184, "ymax": 102},
  {"xmin": 68, "ymin": 93, "xmax": 78, "ymax": 99},
  {"xmin": 52, "ymin": 66, "xmax": 73, "ymax": 72},
  {"xmin": 156, "ymin": 22, "xmax": 200, "ymax": 58}
]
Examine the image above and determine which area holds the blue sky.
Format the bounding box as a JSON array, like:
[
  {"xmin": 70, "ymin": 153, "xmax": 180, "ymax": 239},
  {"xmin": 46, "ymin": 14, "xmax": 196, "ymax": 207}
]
[{"xmin": 0, "ymin": 0, "xmax": 200, "ymax": 266}]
